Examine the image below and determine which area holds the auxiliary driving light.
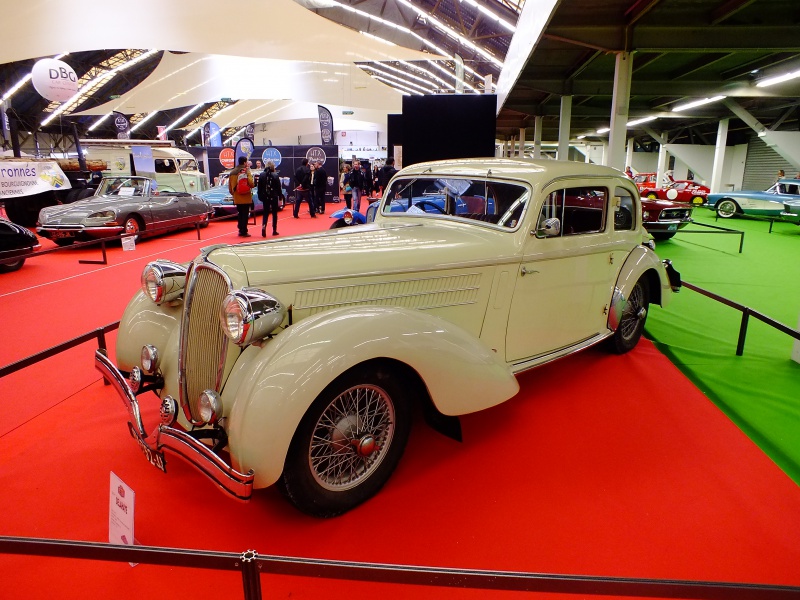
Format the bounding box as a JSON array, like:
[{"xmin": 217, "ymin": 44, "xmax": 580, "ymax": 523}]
[
  {"xmin": 129, "ymin": 366, "xmax": 143, "ymax": 393},
  {"xmin": 141, "ymin": 344, "xmax": 159, "ymax": 374},
  {"xmin": 220, "ymin": 288, "xmax": 286, "ymax": 346},
  {"xmin": 160, "ymin": 395, "xmax": 178, "ymax": 426},
  {"xmin": 198, "ymin": 390, "xmax": 223, "ymax": 424}
]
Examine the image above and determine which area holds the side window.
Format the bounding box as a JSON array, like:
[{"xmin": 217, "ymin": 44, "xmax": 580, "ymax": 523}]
[
  {"xmin": 614, "ymin": 186, "xmax": 635, "ymax": 230},
  {"xmin": 537, "ymin": 187, "xmax": 608, "ymax": 237},
  {"xmin": 155, "ymin": 159, "xmax": 177, "ymax": 174}
]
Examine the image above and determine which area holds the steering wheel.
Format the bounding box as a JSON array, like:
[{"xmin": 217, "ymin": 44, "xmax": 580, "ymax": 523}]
[{"xmin": 415, "ymin": 200, "xmax": 446, "ymax": 214}]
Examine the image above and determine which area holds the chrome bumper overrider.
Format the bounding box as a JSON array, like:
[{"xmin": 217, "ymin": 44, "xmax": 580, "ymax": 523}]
[{"xmin": 95, "ymin": 349, "xmax": 254, "ymax": 501}]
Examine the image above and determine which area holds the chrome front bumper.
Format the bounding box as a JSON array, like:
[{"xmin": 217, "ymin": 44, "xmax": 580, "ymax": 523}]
[{"xmin": 95, "ymin": 349, "xmax": 254, "ymax": 501}]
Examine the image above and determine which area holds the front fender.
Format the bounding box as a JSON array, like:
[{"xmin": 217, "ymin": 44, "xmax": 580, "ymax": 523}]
[{"xmin": 224, "ymin": 306, "xmax": 519, "ymax": 488}]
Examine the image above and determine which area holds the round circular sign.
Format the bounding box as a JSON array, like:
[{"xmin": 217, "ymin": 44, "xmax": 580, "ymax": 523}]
[
  {"xmin": 306, "ymin": 147, "xmax": 327, "ymax": 163},
  {"xmin": 219, "ymin": 147, "xmax": 235, "ymax": 169},
  {"xmin": 262, "ymin": 147, "xmax": 282, "ymax": 167},
  {"xmin": 666, "ymin": 188, "xmax": 678, "ymax": 200},
  {"xmin": 31, "ymin": 59, "xmax": 79, "ymax": 103}
]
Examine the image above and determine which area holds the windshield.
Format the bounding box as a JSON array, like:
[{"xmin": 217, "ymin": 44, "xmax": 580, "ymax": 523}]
[
  {"xmin": 98, "ymin": 177, "xmax": 148, "ymax": 197},
  {"xmin": 381, "ymin": 177, "xmax": 529, "ymax": 229},
  {"xmin": 179, "ymin": 159, "xmax": 199, "ymax": 172}
]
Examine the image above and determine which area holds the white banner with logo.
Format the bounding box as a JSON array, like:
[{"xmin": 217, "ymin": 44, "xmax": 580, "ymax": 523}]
[{"xmin": 0, "ymin": 161, "xmax": 72, "ymax": 198}]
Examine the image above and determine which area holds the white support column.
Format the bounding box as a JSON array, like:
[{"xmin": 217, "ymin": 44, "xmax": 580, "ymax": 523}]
[
  {"xmin": 607, "ymin": 52, "xmax": 633, "ymax": 169},
  {"xmin": 518, "ymin": 127, "xmax": 526, "ymax": 158},
  {"xmin": 645, "ymin": 127, "xmax": 669, "ymax": 186},
  {"xmin": 626, "ymin": 138, "xmax": 635, "ymax": 172},
  {"xmin": 558, "ymin": 96, "xmax": 572, "ymax": 161},
  {"xmin": 533, "ymin": 116, "xmax": 543, "ymax": 159},
  {"xmin": 710, "ymin": 118, "xmax": 729, "ymax": 195}
]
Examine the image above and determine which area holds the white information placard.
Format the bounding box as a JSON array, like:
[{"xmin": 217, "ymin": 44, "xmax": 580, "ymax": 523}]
[{"xmin": 109, "ymin": 472, "xmax": 136, "ymax": 565}]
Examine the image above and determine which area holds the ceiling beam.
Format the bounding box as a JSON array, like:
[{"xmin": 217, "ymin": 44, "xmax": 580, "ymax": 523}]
[
  {"xmin": 710, "ymin": 0, "xmax": 758, "ymax": 26},
  {"xmin": 625, "ymin": 0, "xmax": 664, "ymax": 27}
]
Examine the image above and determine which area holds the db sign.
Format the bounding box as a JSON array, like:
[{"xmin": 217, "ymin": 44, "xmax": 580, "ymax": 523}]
[{"xmin": 31, "ymin": 59, "xmax": 79, "ymax": 103}]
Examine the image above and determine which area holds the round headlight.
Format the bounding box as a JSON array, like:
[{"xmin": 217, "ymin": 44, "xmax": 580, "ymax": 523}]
[
  {"xmin": 642, "ymin": 211, "xmax": 650, "ymax": 220},
  {"xmin": 141, "ymin": 260, "xmax": 187, "ymax": 304},
  {"xmin": 141, "ymin": 345, "xmax": 159, "ymax": 374},
  {"xmin": 198, "ymin": 390, "xmax": 222, "ymax": 424},
  {"xmin": 220, "ymin": 288, "xmax": 286, "ymax": 346},
  {"xmin": 343, "ymin": 210, "xmax": 354, "ymax": 225}
]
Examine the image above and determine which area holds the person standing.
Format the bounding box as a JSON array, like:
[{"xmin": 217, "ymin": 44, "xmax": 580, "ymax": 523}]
[
  {"xmin": 340, "ymin": 164, "xmax": 352, "ymax": 209},
  {"xmin": 293, "ymin": 158, "xmax": 314, "ymax": 218},
  {"xmin": 229, "ymin": 156, "xmax": 254, "ymax": 237},
  {"xmin": 377, "ymin": 157, "xmax": 398, "ymax": 195},
  {"xmin": 350, "ymin": 160, "xmax": 364, "ymax": 212},
  {"xmin": 314, "ymin": 160, "xmax": 328, "ymax": 214},
  {"xmin": 258, "ymin": 160, "xmax": 283, "ymax": 236}
]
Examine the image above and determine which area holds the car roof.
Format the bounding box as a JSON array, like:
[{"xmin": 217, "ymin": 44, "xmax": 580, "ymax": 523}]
[
  {"xmin": 397, "ymin": 158, "xmax": 629, "ymax": 182},
  {"xmin": 777, "ymin": 179, "xmax": 800, "ymax": 185}
]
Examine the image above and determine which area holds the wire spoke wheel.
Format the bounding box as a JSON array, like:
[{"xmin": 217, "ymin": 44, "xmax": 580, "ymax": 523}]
[
  {"xmin": 310, "ymin": 384, "xmax": 395, "ymax": 491},
  {"xmin": 619, "ymin": 282, "xmax": 646, "ymax": 342}
]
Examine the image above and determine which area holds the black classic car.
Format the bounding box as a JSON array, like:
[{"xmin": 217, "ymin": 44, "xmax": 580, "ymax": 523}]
[{"xmin": 0, "ymin": 216, "xmax": 40, "ymax": 273}]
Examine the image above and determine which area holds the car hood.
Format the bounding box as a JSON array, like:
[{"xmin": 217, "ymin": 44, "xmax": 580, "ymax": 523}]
[
  {"xmin": 39, "ymin": 195, "xmax": 122, "ymax": 221},
  {"xmin": 204, "ymin": 221, "xmax": 518, "ymax": 287}
]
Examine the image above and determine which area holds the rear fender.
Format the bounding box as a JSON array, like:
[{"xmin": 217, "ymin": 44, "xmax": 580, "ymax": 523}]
[
  {"xmin": 608, "ymin": 246, "xmax": 673, "ymax": 330},
  {"xmin": 224, "ymin": 306, "xmax": 519, "ymax": 488}
]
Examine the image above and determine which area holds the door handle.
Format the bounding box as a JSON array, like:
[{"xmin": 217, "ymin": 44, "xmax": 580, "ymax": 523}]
[{"xmin": 520, "ymin": 266, "xmax": 538, "ymax": 276}]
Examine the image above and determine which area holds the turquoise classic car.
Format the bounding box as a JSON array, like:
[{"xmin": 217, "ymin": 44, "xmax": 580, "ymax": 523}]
[{"xmin": 707, "ymin": 179, "xmax": 800, "ymax": 218}]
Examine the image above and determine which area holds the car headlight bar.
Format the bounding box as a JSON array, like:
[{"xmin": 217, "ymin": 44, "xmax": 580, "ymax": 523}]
[
  {"xmin": 220, "ymin": 288, "xmax": 286, "ymax": 346},
  {"xmin": 141, "ymin": 260, "xmax": 188, "ymax": 304}
]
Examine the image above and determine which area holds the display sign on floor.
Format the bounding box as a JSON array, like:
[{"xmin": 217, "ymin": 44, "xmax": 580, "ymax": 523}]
[
  {"xmin": 121, "ymin": 236, "xmax": 136, "ymax": 251},
  {"xmin": 109, "ymin": 471, "xmax": 137, "ymax": 566}
]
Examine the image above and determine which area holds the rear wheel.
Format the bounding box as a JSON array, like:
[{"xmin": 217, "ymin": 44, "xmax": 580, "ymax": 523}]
[
  {"xmin": 198, "ymin": 212, "xmax": 211, "ymax": 228},
  {"xmin": 54, "ymin": 238, "xmax": 75, "ymax": 247},
  {"xmin": 716, "ymin": 199, "xmax": 740, "ymax": 218},
  {"xmin": 608, "ymin": 278, "xmax": 649, "ymax": 354},
  {"xmin": 278, "ymin": 364, "xmax": 412, "ymax": 517},
  {"xmin": 0, "ymin": 258, "xmax": 25, "ymax": 273}
]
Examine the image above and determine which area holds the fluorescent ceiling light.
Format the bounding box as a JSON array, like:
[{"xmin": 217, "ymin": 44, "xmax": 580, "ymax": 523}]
[
  {"xmin": 756, "ymin": 70, "xmax": 800, "ymax": 88},
  {"xmin": 1, "ymin": 52, "xmax": 70, "ymax": 103},
  {"xmin": 672, "ymin": 96, "xmax": 725, "ymax": 112},
  {"xmin": 627, "ymin": 116, "xmax": 656, "ymax": 126},
  {"xmin": 596, "ymin": 127, "xmax": 610, "ymax": 134},
  {"xmin": 576, "ymin": 135, "xmax": 586, "ymax": 140}
]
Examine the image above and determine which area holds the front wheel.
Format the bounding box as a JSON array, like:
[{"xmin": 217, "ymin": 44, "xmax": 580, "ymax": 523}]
[
  {"xmin": 691, "ymin": 195, "xmax": 705, "ymax": 204},
  {"xmin": 278, "ymin": 365, "xmax": 412, "ymax": 517},
  {"xmin": 716, "ymin": 199, "xmax": 740, "ymax": 218},
  {"xmin": 608, "ymin": 278, "xmax": 649, "ymax": 354},
  {"xmin": 123, "ymin": 216, "xmax": 143, "ymax": 240}
]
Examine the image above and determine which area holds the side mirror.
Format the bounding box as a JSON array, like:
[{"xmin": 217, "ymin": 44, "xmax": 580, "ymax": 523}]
[{"xmin": 537, "ymin": 217, "xmax": 561, "ymax": 237}]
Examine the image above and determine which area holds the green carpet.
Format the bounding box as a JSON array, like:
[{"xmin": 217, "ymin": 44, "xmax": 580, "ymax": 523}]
[{"xmin": 645, "ymin": 207, "xmax": 800, "ymax": 484}]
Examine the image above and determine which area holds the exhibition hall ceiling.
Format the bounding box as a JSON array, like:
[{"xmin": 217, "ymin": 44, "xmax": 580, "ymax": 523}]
[{"xmin": 0, "ymin": 0, "xmax": 798, "ymax": 149}]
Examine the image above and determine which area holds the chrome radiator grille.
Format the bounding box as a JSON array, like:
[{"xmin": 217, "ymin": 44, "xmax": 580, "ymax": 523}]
[{"xmin": 179, "ymin": 263, "xmax": 231, "ymax": 421}]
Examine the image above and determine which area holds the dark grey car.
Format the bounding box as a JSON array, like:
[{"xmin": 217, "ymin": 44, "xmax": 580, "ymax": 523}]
[{"xmin": 37, "ymin": 176, "xmax": 213, "ymax": 246}]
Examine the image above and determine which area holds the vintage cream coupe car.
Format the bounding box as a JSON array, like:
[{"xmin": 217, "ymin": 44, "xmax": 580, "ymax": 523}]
[{"xmin": 96, "ymin": 158, "xmax": 680, "ymax": 517}]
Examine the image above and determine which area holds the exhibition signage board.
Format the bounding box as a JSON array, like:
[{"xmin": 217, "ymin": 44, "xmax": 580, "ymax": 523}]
[
  {"xmin": 109, "ymin": 472, "xmax": 136, "ymax": 565},
  {"xmin": 0, "ymin": 160, "xmax": 72, "ymax": 199},
  {"xmin": 131, "ymin": 146, "xmax": 156, "ymax": 179},
  {"xmin": 234, "ymin": 138, "xmax": 254, "ymax": 166},
  {"xmin": 113, "ymin": 112, "xmax": 130, "ymax": 140},
  {"xmin": 203, "ymin": 122, "xmax": 222, "ymax": 147}
]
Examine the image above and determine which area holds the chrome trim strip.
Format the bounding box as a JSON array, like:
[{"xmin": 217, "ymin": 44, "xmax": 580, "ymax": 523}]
[
  {"xmin": 95, "ymin": 349, "xmax": 254, "ymax": 501},
  {"xmin": 510, "ymin": 332, "xmax": 612, "ymax": 374}
]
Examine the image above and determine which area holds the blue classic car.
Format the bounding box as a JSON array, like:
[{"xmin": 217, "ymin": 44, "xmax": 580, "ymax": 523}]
[
  {"xmin": 199, "ymin": 172, "xmax": 267, "ymax": 217},
  {"xmin": 707, "ymin": 179, "xmax": 800, "ymax": 219}
]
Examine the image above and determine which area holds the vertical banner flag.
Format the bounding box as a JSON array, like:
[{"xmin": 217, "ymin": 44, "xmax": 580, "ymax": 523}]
[
  {"xmin": 204, "ymin": 122, "xmax": 222, "ymax": 147},
  {"xmin": 318, "ymin": 105, "xmax": 333, "ymax": 145},
  {"xmin": 113, "ymin": 112, "xmax": 130, "ymax": 139},
  {"xmin": 245, "ymin": 122, "xmax": 255, "ymax": 141},
  {"xmin": 157, "ymin": 126, "xmax": 167, "ymax": 140},
  {"xmin": 234, "ymin": 137, "xmax": 254, "ymax": 166}
]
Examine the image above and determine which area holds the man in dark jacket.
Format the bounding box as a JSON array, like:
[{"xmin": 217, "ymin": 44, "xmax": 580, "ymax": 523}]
[
  {"xmin": 258, "ymin": 160, "xmax": 283, "ymax": 236},
  {"xmin": 313, "ymin": 160, "xmax": 328, "ymax": 213},
  {"xmin": 377, "ymin": 158, "xmax": 398, "ymax": 195},
  {"xmin": 349, "ymin": 160, "xmax": 365, "ymax": 211},
  {"xmin": 293, "ymin": 158, "xmax": 314, "ymax": 218}
]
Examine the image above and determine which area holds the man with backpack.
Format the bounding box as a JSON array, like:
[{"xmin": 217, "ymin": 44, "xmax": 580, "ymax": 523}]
[
  {"xmin": 258, "ymin": 160, "xmax": 284, "ymax": 237},
  {"xmin": 229, "ymin": 156, "xmax": 254, "ymax": 237}
]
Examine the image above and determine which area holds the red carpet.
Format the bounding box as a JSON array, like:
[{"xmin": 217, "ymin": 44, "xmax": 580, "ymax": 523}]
[{"xmin": 1, "ymin": 211, "xmax": 799, "ymax": 598}]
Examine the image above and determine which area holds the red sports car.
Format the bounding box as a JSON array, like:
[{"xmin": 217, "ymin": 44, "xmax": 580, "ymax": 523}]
[
  {"xmin": 640, "ymin": 197, "xmax": 693, "ymax": 241},
  {"xmin": 641, "ymin": 180, "xmax": 710, "ymax": 204}
]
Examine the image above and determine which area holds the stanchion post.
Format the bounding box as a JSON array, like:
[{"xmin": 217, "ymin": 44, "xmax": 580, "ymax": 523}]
[
  {"xmin": 238, "ymin": 550, "xmax": 262, "ymax": 600},
  {"xmin": 736, "ymin": 309, "xmax": 750, "ymax": 356}
]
